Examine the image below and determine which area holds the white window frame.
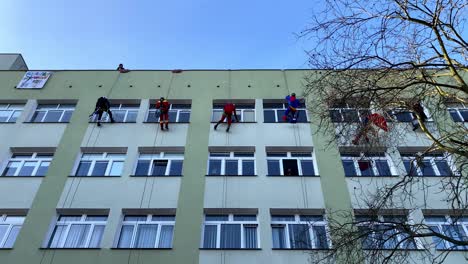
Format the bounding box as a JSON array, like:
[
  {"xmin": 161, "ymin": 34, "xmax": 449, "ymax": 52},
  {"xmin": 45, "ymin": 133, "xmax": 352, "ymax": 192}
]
[
  {"xmin": 74, "ymin": 152, "xmax": 125, "ymax": 176},
  {"xmin": 1, "ymin": 152, "xmax": 53, "ymax": 177},
  {"xmin": 47, "ymin": 214, "xmax": 107, "ymax": 248},
  {"xmin": 270, "ymin": 214, "xmax": 331, "ymax": 249},
  {"xmin": 447, "ymin": 102, "xmax": 468, "ymax": 122},
  {"xmin": 134, "ymin": 152, "xmax": 184, "ymax": 176},
  {"xmin": 329, "ymin": 102, "xmax": 370, "ymax": 123},
  {"xmin": 0, "ymin": 214, "xmax": 25, "ymax": 248},
  {"xmin": 340, "ymin": 153, "xmax": 397, "ymax": 177},
  {"xmin": 386, "ymin": 106, "xmax": 432, "ymax": 123},
  {"xmin": 263, "ymin": 101, "xmax": 309, "ymax": 123},
  {"xmin": 201, "ymin": 214, "xmax": 259, "ymax": 249},
  {"xmin": 147, "ymin": 104, "xmax": 191, "ymax": 123},
  {"xmin": 356, "ymin": 214, "xmax": 419, "ymax": 250},
  {"xmin": 32, "ymin": 104, "xmax": 75, "ymax": 123},
  {"xmin": 93, "ymin": 103, "xmax": 139, "ymax": 123},
  {"xmin": 207, "ymin": 152, "xmax": 256, "ymax": 176},
  {"xmin": 116, "ymin": 214, "xmax": 175, "ymax": 248},
  {"xmin": 424, "ymin": 215, "xmax": 468, "ymax": 250},
  {"xmin": 0, "ymin": 104, "xmax": 23, "ymax": 123},
  {"xmin": 266, "ymin": 151, "xmax": 317, "ymax": 176},
  {"xmin": 211, "ymin": 104, "xmax": 256, "ymax": 122},
  {"xmin": 401, "ymin": 153, "xmax": 456, "ymax": 176}
]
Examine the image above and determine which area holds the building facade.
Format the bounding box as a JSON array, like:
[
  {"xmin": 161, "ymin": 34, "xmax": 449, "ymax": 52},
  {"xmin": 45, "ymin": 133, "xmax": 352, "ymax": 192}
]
[{"xmin": 0, "ymin": 65, "xmax": 466, "ymax": 263}]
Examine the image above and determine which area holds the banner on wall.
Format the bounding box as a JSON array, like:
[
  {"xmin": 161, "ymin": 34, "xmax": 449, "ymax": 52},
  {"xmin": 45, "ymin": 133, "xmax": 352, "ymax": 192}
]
[{"xmin": 16, "ymin": 71, "xmax": 52, "ymax": 89}]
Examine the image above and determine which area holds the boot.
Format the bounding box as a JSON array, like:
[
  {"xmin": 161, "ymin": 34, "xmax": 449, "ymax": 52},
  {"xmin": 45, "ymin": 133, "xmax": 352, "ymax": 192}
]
[
  {"xmin": 165, "ymin": 123, "xmax": 169, "ymax": 130},
  {"xmin": 214, "ymin": 123, "xmax": 219, "ymax": 130},
  {"xmin": 160, "ymin": 123, "xmax": 164, "ymax": 130},
  {"xmin": 226, "ymin": 125, "xmax": 230, "ymax": 132}
]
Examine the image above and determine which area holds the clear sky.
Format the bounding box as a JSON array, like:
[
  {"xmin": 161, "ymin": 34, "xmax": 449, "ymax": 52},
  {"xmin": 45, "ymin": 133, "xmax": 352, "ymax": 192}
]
[{"xmin": 0, "ymin": 0, "xmax": 318, "ymax": 70}]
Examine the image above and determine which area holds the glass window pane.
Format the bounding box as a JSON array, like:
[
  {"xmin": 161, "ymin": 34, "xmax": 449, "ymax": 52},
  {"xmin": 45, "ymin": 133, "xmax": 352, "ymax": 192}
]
[
  {"xmin": 58, "ymin": 216, "xmax": 82, "ymax": 222},
  {"xmin": 76, "ymin": 161, "xmax": 91, "ymax": 176},
  {"xmin": 428, "ymin": 225, "xmax": 446, "ymax": 249},
  {"xmin": 329, "ymin": 109, "xmax": 342, "ymax": 122},
  {"xmin": 395, "ymin": 111, "xmax": 413, "ymax": 122},
  {"xmin": 271, "ymin": 215, "xmax": 295, "ymax": 221},
  {"xmin": 233, "ymin": 215, "xmax": 256, "ymax": 221},
  {"xmin": 168, "ymin": 110, "xmax": 177, "ymax": 123},
  {"xmin": 358, "ymin": 160, "xmax": 374, "ymax": 176},
  {"xmin": 151, "ymin": 160, "xmax": 168, "ymax": 176},
  {"xmin": 85, "ymin": 216, "xmax": 107, "ymax": 221},
  {"xmin": 205, "ymin": 215, "xmax": 229, "ymax": 221},
  {"xmin": 441, "ymin": 225, "xmax": 468, "ymax": 250},
  {"xmin": 111, "ymin": 110, "xmax": 125, "ymax": 122},
  {"xmin": 64, "ymin": 224, "xmax": 91, "ymax": 248},
  {"xmin": 48, "ymin": 225, "xmax": 66, "ymax": 248},
  {"xmin": 312, "ymin": 226, "xmax": 329, "ymax": 249},
  {"xmin": 61, "ymin": 110, "xmax": 73, "ymax": 122},
  {"xmin": 403, "ymin": 160, "xmax": 417, "ymax": 176},
  {"xmin": 158, "ymin": 225, "xmax": 174, "ymax": 248},
  {"xmin": 117, "ymin": 225, "xmax": 134, "ymax": 248},
  {"xmin": 263, "ymin": 110, "xmax": 276, "ymax": 122},
  {"xmin": 147, "ymin": 110, "xmax": 158, "ymax": 122},
  {"xmin": 109, "ymin": 161, "xmax": 123, "ymax": 176},
  {"xmin": 211, "ymin": 110, "xmax": 223, "ymax": 122},
  {"xmin": 244, "ymin": 226, "xmax": 257, "ymax": 248},
  {"xmin": 88, "ymin": 225, "xmax": 105, "ymax": 248},
  {"xmin": 203, "ymin": 225, "xmax": 217, "ymax": 248},
  {"xmin": 420, "ymin": 161, "xmax": 436, "ymax": 176},
  {"xmin": 152, "ymin": 216, "xmax": 175, "ymax": 221},
  {"xmin": 135, "ymin": 160, "xmax": 150, "ymax": 175},
  {"xmin": 375, "ymin": 160, "xmax": 391, "ymax": 176},
  {"xmin": 460, "ymin": 110, "xmax": 468, "ymax": 121},
  {"xmin": 342, "ymin": 160, "xmax": 357, "ymax": 176},
  {"xmin": 178, "ymin": 112, "xmax": 190, "ymax": 122},
  {"xmin": 276, "ymin": 110, "xmax": 283, "ymax": 123},
  {"xmin": 0, "ymin": 225, "xmax": 9, "ymax": 246},
  {"xmin": 126, "ymin": 111, "xmax": 138, "ymax": 122},
  {"xmin": 289, "ymin": 224, "xmax": 312, "ymax": 249},
  {"xmin": 301, "ymin": 160, "xmax": 315, "ymax": 176},
  {"xmin": 9, "ymin": 110, "xmax": 21, "ymax": 122},
  {"xmin": 449, "ymin": 110, "xmax": 463, "ymax": 122},
  {"xmin": 44, "ymin": 110, "xmax": 63, "ymax": 122},
  {"xmin": 208, "ymin": 160, "xmax": 222, "ymax": 175},
  {"xmin": 296, "ymin": 110, "xmax": 308, "ymax": 122},
  {"xmin": 31, "ymin": 111, "xmax": 45, "ymax": 122},
  {"xmin": 0, "ymin": 111, "xmax": 10, "ymax": 122},
  {"xmin": 169, "ymin": 160, "xmax": 183, "ymax": 176},
  {"xmin": 267, "ymin": 160, "xmax": 280, "ymax": 175},
  {"xmin": 210, "ymin": 152, "xmax": 230, "ymax": 157},
  {"xmin": 124, "ymin": 216, "xmax": 147, "ymax": 222},
  {"xmin": 272, "ymin": 226, "xmax": 286, "ymax": 248},
  {"xmin": 91, "ymin": 161, "xmax": 108, "ymax": 176},
  {"xmin": 220, "ymin": 224, "xmax": 241, "ymax": 248},
  {"xmin": 35, "ymin": 161, "xmax": 50, "ymax": 176},
  {"xmin": 18, "ymin": 161, "xmax": 37, "ymax": 176},
  {"xmin": 300, "ymin": 215, "xmax": 324, "ymax": 222},
  {"xmin": 135, "ymin": 224, "xmax": 158, "ymax": 248},
  {"xmin": 242, "ymin": 160, "xmax": 255, "ymax": 175},
  {"xmin": 435, "ymin": 160, "xmax": 452, "ymax": 176},
  {"xmin": 225, "ymin": 160, "xmax": 238, "ymax": 175},
  {"xmin": 2, "ymin": 161, "xmax": 20, "ymax": 176},
  {"xmin": 242, "ymin": 110, "xmax": 255, "ymax": 122},
  {"xmin": 342, "ymin": 109, "xmax": 359, "ymax": 122}
]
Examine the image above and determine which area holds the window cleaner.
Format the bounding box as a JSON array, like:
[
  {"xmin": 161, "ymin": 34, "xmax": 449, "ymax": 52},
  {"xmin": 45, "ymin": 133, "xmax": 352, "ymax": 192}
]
[
  {"xmin": 117, "ymin": 64, "xmax": 130, "ymax": 73},
  {"xmin": 90, "ymin": 96, "xmax": 115, "ymax": 126},
  {"xmin": 352, "ymin": 113, "xmax": 388, "ymax": 145},
  {"xmin": 156, "ymin": 97, "xmax": 170, "ymax": 130},
  {"xmin": 411, "ymin": 102, "xmax": 428, "ymax": 131},
  {"xmin": 283, "ymin": 93, "xmax": 300, "ymax": 123},
  {"xmin": 214, "ymin": 102, "xmax": 239, "ymax": 132}
]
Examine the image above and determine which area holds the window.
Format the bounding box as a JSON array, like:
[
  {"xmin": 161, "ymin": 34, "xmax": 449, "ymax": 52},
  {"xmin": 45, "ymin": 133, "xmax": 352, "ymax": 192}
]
[
  {"xmin": 266, "ymin": 152, "xmax": 316, "ymax": 176},
  {"xmin": 134, "ymin": 152, "xmax": 184, "ymax": 176},
  {"xmin": 1, "ymin": 153, "xmax": 53, "ymax": 177},
  {"xmin": 207, "ymin": 152, "xmax": 255, "ymax": 176},
  {"xmin": 47, "ymin": 215, "xmax": 107, "ymax": 248},
  {"xmin": 0, "ymin": 104, "xmax": 23, "ymax": 123},
  {"xmin": 447, "ymin": 102, "xmax": 468, "ymax": 122},
  {"xmin": 271, "ymin": 214, "xmax": 329, "ymax": 249},
  {"xmin": 401, "ymin": 153, "xmax": 454, "ymax": 176},
  {"xmin": 356, "ymin": 215, "xmax": 417, "ymax": 250},
  {"xmin": 117, "ymin": 215, "xmax": 175, "ymax": 248},
  {"xmin": 329, "ymin": 102, "xmax": 370, "ymax": 123},
  {"xmin": 0, "ymin": 215, "xmax": 25, "ymax": 248},
  {"xmin": 341, "ymin": 153, "xmax": 394, "ymax": 177},
  {"xmin": 91, "ymin": 104, "xmax": 138, "ymax": 123},
  {"xmin": 31, "ymin": 104, "xmax": 74, "ymax": 123},
  {"xmin": 425, "ymin": 215, "xmax": 468, "ymax": 250},
  {"xmin": 74, "ymin": 153, "xmax": 125, "ymax": 176},
  {"xmin": 263, "ymin": 101, "xmax": 308, "ymax": 123},
  {"xmin": 202, "ymin": 214, "xmax": 259, "ymax": 249},
  {"xmin": 211, "ymin": 103, "xmax": 256, "ymax": 122},
  {"xmin": 386, "ymin": 108, "xmax": 415, "ymax": 122},
  {"xmin": 147, "ymin": 103, "xmax": 191, "ymax": 123}
]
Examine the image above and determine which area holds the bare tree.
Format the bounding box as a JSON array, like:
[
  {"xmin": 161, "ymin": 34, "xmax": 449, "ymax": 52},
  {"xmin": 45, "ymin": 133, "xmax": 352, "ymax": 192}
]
[{"xmin": 300, "ymin": 0, "xmax": 468, "ymax": 263}]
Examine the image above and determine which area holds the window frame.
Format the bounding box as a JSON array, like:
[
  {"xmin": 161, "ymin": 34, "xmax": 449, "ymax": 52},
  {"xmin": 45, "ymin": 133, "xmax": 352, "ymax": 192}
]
[
  {"xmin": 446, "ymin": 102, "xmax": 468, "ymax": 122},
  {"xmin": 91, "ymin": 103, "xmax": 139, "ymax": 123},
  {"xmin": 401, "ymin": 153, "xmax": 455, "ymax": 177},
  {"xmin": 270, "ymin": 214, "xmax": 331, "ymax": 249},
  {"xmin": 0, "ymin": 214, "xmax": 25, "ymax": 248},
  {"xmin": 211, "ymin": 103, "xmax": 256, "ymax": 123},
  {"xmin": 340, "ymin": 152, "xmax": 397, "ymax": 177},
  {"xmin": 116, "ymin": 214, "xmax": 175, "ymax": 248},
  {"xmin": 263, "ymin": 101, "xmax": 309, "ymax": 123},
  {"xmin": 134, "ymin": 152, "xmax": 184, "ymax": 176},
  {"xmin": 0, "ymin": 104, "xmax": 23, "ymax": 123},
  {"xmin": 207, "ymin": 152, "xmax": 256, "ymax": 176},
  {"xmin": 424, "ymin": 215, "xmax": 468, "ymax": 250},
  {"xmin": 47, "ymin": 214, "xmax": 107, "ymax": 249},
  {"xmin": 201, "ymin": 214, "xmax": 260, "ymax": 249},
  {"xmin": 1, "ymin": 152, "xmax": 53, "ymax": 177},
  {"xmin": 31, "ymin": 104, "xmax": 75, "ymax": 123},
  {"xmin": 73, "ymin": 152, "xmax": 126, "ymax": 177},
  {"xmin": 266, "ymin": 151, "xmax": 317, "ymax": 176},
  {"xmin": 147, "ymin": 103, "xmax": 191, "ymax": 123},
  {"xmin": 328, "ymin": 102, "xmax": 370, "ymax": 123}
]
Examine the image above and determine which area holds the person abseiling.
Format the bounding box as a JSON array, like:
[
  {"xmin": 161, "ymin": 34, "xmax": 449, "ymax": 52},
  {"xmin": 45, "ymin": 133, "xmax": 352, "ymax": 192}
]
[
  {"xmin": 214, "ymin": 102, "xmax": 239, "ymax": 132},
  {"xmin": 91, "ymin": 96, "xmax": 115, "ymax": 126},
  {"xmin": 117, "ymin": 64, "xmax": 130, "ymax": 73},
  {"xmin": 156, "ymin": 97, "xmax": 170, "ymax": 130},
  {"xmin": 411, "ymin": 102, "xmax": 428, "ymax": 131},
  {"xmin": 283, "ymin": 93, "xmax": 300, "ymax": 123}
]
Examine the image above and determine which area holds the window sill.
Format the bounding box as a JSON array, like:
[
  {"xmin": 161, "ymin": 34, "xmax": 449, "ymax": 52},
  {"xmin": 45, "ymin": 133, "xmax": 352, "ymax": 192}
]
[
  {"xmin": 0, "ymin": 175, "xmax": 45, "ymax": 178},
  {"xmin": 40, "ymin": 247, "xmax": 101, "ymax": 250},
  {"xmin": 210, "ymin": 121, "xmax": 258, "ymax": 124},
  {"xmin": 89, "ymin": 121, "xmax": 137, "ymax": 124},
  {"xmin": 23, "ymin": 122, "xmax": 70, "ymax": 124},
  {"xmin": 111, "ymin": 247, "xmax": 172, "ymax": 250},
  {"xmin": 143, "ymin": 122, "xmax": 190, "ymax": 124},
  {"xmin": 200, "ymin": 248, "xmax": 261, "ymax": 250},
  {"xmin": 69, "ymin": 175, "xmax": 121, "ymax": 177},
  {"xmin": 272, "ymin": 248, "xmax": 330, "ymax": 251},
  {"xmin": 267, "ymin": 175, "xmax": 319, "ymax": 177},
  {"xmin": 130, "ymin": 175, "xmax": 183, "ymax": 177},
  {"xmin": 0, "ymin": 248, "xmax": 13, "ymax": 250},
  {"xmin": 206, "ymin": 175, "xmax": 258, "ymax": 177},
  {"xmin": 346, "ymin": 175, "xmax": 400, "ymax": 178},
  {"xmin": 263, "ymin": 122, "xmax": 310, "ymax": 124},
  {"xmin": 0, "ymin": 122, "xmax": 17, "ymax": 124}
]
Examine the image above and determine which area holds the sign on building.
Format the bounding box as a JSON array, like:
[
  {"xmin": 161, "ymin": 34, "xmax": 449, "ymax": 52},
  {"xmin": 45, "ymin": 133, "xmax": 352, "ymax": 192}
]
[{"xmin": 16, "ymin": 71, "xmax": 52, "ymax": 89}]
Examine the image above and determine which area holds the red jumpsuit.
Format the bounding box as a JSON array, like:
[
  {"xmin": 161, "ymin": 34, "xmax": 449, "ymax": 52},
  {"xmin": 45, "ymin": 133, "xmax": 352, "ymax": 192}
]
[
  {"xmin": 219, "ymin": 103, "xmax": 237, "ymax": 125},
  {"xmin": 156, "ymin": 99, "xmax": 170, "ymax": 128}
]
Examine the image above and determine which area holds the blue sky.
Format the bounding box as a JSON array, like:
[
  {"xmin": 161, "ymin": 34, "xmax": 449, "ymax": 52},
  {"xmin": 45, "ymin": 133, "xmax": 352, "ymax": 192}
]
[{"xmin": 0, "ymin": 0, "xmax": 318, "ymax": 70}]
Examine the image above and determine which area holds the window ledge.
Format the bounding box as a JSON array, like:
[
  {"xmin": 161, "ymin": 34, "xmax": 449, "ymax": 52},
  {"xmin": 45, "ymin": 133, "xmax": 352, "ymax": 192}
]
[
  {"xmin": 263, "ymin": 122, "xmax": 310, "ymax": 124},
  {"xmin": 111, "ymin": 247, "xmax": 172, "ymax": 250},
  {"xmin": 130, "ymin": 175, "xmax": 183, "ymax": 177},
  {"xmin": 0, "ymin": 248, "xmax": 13, "ymax": 250},
  {"xmin": 210, "ymin": 121, "xmax": 258, "ymax": 124},
  {"xmin": 0, "ymin": 175, "xmax": 45, "ymax": 178},
  {"xmin": 267, "ymin": 175, "xmax": 319, "ymax": 177},
  {"xmin": 69, "ymin": 175, "xmax": 121, "ymax": 177},
  {"xmin": 89, "ymin": 121, "xmax": 137, "ymax": 124},
  {"xmin": 346, "ymin": 175, "xmax": 400, "ymax": 178},
  {"xmin": 205, "ymin": 175, "xmax": 258, "ymax": 177},
  {"xmin": 272, "ymin": 248, "xmax": 330, "ymax": 251},
  {"xmin": 40, "ymin": 247, "xmax": 102, "ymax": 250},
  {"xmin": 143, "ymin": 122, "xmax": 191, "ymax": 124},
  {"xmin": 0, "ymin": 122, "xmax": 17, "ymax": 124},
  {"xmin": 23, "ymin": 122, "xmax": 70, "ymax": 124},
  {"xmin": 200, "ymin": 248, "xmax": 261, "ymax": 250}
]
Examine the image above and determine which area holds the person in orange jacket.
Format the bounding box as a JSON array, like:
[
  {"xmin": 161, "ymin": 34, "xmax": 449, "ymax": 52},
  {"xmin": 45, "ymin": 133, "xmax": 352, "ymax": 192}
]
[{"xmin": 156, "ymin": 97, "xmax": 170, "ymax": 130}]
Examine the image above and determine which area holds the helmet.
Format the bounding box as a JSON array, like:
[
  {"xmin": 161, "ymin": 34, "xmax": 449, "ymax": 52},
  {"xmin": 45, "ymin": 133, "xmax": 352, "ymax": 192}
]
[
  {"xmin": 160, "ymin": 97, "xmax": 165, "ymax": 101},
  {"xmin": 291, "ymin": 93, "xmax": 296, "ymax": 97}
]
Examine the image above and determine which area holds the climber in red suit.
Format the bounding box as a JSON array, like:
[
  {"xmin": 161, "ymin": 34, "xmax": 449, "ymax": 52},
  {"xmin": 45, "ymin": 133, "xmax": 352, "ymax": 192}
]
[
  {"xmin": 156, "ymin": 97, "xmax": 170, "ymax": 130},
  {"xmin": 214, "ymin": 103, "xmax": 239, "ymax": 132}
]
